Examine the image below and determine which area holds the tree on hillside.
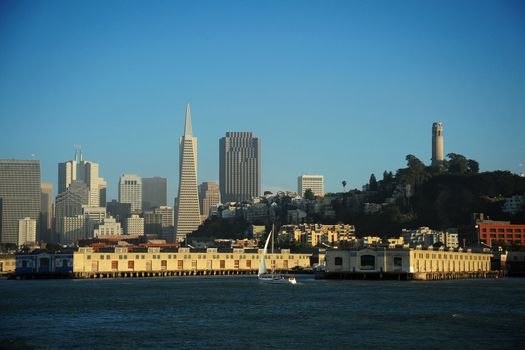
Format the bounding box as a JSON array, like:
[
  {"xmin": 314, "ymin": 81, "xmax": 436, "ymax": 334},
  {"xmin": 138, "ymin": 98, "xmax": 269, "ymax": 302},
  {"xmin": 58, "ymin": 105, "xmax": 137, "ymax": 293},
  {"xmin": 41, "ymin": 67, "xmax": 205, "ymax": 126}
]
[
  {"xmin": 369, "ymin": 174, "xmax": 378, "ymax": 191},
  {"xmin": 303, "ymin": 189, "xmax": 315, "ymax": 200},
  {"xmin": 397, "ymin": 154, "xmax": 430, "ymax": 188},
  {"xmin": 446, "ymin": 153, "xmax": 468, "ymax": 174}
]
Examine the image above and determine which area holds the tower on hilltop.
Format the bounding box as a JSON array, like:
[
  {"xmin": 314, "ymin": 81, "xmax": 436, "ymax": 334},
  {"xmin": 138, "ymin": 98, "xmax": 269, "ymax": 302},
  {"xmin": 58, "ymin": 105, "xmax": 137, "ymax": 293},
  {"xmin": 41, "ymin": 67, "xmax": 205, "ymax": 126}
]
[
  {"xmin": 431, "ymin": 122, "xmax": 444, "ymax": 167},
  {"xmin": 174, "ymin": 104, "xmax": 201, "ymax": 242}
]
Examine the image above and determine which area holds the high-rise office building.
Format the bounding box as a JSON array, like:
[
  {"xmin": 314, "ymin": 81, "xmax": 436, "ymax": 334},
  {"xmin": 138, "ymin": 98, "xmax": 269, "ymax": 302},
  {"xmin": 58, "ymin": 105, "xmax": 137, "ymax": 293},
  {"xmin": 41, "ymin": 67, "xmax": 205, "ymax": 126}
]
[
  {"xmin": 119, "ymin": 174, "xmax": 142, "ymax": 212},
  {"xmin": 199, "ymin": 182, "xmax": 221, "ymax": 219},
  {"xmin": 18, "ymin": 217, "xmax": 36, "ymax": 246},
  {"xmin": 298, "ymin": 175, "xmax": 325, "ymax": 197},
  {"xmin": 142, "ymin": 177, "xmax": 167, "ymax": 210},
  {"xmin": 106, "ymin": 200, "xmax": 131, "ymax": 223},
  {"xmin": 0, "ymin": 160, "xmax": 41, "ymax": 244},
  {"xmin": 175, "ymin": 104, "xmax": 201, "ymax": 241},
  {"xmin": 61, "ymin": 215, "xmax": 87, "ymax": 245},
  {"xmin": 55, "ymin": 188, "xmax": 84, "ymax": 242},
  {"xmin": 58, "ymin": 148, "xmax": 106, "ymax": 207},
  {"xmin": 432, "ymin": 122, "xmax": 444, "ymax": 167},
  {"xmin": 40, "ymin": 183, "xmax": 53, "ymax": 242},
  {"xmin": 219, "ymin": 132, "xmax": 261, "ymax": 203}
]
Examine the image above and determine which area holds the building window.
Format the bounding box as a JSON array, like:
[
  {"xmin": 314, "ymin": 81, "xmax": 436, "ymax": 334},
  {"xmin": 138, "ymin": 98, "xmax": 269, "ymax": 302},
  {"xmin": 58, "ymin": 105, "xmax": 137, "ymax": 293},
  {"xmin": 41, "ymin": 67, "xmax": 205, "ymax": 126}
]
[
  {"xmin": 87, "ymin": 255, "xmax": 91, "ymax": 260},
  {"xmin": 360, "ymin": 255, "xmax": 375, "ymax": 270},
  {"xmin": 394, "ymin": 257, "xmax": 402, "ymax": 268},
  {"xmin": 334, "ymin": 257, "xmax": 343, "ymax": 266}
]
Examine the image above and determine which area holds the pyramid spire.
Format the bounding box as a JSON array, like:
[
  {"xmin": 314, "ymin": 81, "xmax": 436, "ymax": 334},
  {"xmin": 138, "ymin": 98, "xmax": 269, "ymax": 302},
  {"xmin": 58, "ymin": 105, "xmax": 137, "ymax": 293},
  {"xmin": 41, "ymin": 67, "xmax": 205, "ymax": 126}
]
[{"xmin": 184, "ymin": 103, "xmax": 192, "ymax": 136}]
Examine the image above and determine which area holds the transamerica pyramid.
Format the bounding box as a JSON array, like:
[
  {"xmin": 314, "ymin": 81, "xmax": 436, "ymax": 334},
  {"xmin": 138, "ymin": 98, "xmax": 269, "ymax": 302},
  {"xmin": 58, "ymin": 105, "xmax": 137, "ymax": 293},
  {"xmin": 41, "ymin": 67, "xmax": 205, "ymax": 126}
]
[{"xmin": 175, "ymin": 104, "xmax": 201, "ymax": 242}]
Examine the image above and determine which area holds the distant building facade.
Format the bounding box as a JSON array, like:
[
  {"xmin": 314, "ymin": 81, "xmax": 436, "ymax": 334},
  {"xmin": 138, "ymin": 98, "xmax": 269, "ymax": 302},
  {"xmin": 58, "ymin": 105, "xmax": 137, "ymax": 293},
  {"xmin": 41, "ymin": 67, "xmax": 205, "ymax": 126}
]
[
  {"xmin": 40, "ymin": 183, "xmax": 53, "ymax": 242},
  {"xmin": 142, "ymin": 177, "xmax": 167, "ymax": 210},
  {"xmin": 298, "ymin": 175, "xmax": 324, "ymax": 197},
  {"xmin": 477, "ymin": 221, "xmax": 525, "ymax": 247},
  {"xmin": 0, "ymin": 160, "xmax": 41, "ymax": 244},
  {"xmin": 326, "ymin": 247, "xmax": 492, "ymax": 278},
  {"xmin": 58, "ymin": 149, "xmax": 106, "ymax": 207},
  {"xmin": 119, "ymin": 174, "xmax": 142, "ymax": 212},
  {"xmin": 106, "ymin": 200, "xmax": 131, "ymax": 223},
  {"xmin": 219, "ymin": 131, "xmax": 261, "ymax": 203},
  {"xmin": 18, "ymin": 217, "xmax": 37, "ymax": 246},
  {"xmin": 125, "ymin": 214, "xmax": 144, "ymax": 235},
  {"xmin": 199, "ymin": 182, "xmax": 221, "ymax": 219},
  {"xmin": 175, "ymin": 104, "xmax": 201, "ymax": 241},
  {"xmin": 94, "ymin": 217, "xmax": 122, "ymax": 237}
]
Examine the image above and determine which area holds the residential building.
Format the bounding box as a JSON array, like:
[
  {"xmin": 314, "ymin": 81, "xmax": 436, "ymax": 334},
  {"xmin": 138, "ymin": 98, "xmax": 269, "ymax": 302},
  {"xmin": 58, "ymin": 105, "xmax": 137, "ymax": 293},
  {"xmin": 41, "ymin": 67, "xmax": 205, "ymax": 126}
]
[
  {"xmin": 175, "ymin": 104, "xmax": 201, "ymax": 241},
  {"xmin": 142, "ymin": 177, "xmax": 167, "ymax": 210},
  {"xmin": 402, "ymin": 227, "xmax": 459, "ymax": 249},
  {"xmin": 154, "ymin": 206, "xmax": 174, "ymax": 228},
  {"xmin": 199, "ymin": 182, "xmax": 221, "ymax": 219},
  {"xmin": 477, "ymin": 221, "xmax": 525, "ymax": 247},
  {"xmin": 502, "ymin": 195, "xmax": 525, "ymax": 215},
  {"xmin": 219, "ymin": 131, "xmax": 261, "ymax": 203},
  {"xmin": 18, "ymin": 217, "xmax": 37, "ymax": 246},
  {"xmin": 125, "ymin": 214, "xmax": 144, "ymax": 235},
  {"xmin": 298, "ymin": 175, "xmax": 324, "ymax": 197},
  {"xmin": 0, "ymin": 160, "xmax": 41, "ymax": 244},
  {"xmin": 119, "ymin": 174, "xmax": 142, "ymax": 212}
]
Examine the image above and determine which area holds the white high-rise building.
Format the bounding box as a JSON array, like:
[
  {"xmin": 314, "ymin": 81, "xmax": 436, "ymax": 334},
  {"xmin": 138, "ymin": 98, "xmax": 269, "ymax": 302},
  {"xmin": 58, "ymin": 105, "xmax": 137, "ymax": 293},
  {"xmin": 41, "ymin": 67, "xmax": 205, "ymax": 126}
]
[
  {"xmin": 298, "ymin": 175, "xmax": 324, "ymax": 197},
  {"xmin": 58, "ymin": 148, "xmax": 106, "ymax": 207},
  {"xmin": 17, "ymin": 217, "xmax": 36, "ymax": 246},
  {"xmin": 119, "ymin": 174, "xmax": 142, "ymax": 212},
  {"xmin": 125, "ymin": 214, "xmax": 144, "ymax": 235},
  {"xmin": 175, "ymin": 104, "xmax": 201, "ymax": 242}
]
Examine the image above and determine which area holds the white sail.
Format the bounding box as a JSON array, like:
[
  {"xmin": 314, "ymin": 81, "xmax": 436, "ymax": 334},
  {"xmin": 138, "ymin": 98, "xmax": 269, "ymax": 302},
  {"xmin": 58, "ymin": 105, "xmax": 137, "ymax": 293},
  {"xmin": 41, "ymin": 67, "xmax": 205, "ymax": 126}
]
[{"xmin": 258, "ymin": 230, "xmax": 272, "ymax": 276}]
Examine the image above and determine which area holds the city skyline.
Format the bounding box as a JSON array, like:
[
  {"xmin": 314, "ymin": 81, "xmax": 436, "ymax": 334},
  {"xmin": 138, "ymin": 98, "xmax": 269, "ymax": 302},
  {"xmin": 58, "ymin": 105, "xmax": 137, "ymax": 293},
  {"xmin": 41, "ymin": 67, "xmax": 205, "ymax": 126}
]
[{"xmin": 1, "ymin": 1, "xmax": 524, "ymax": 201}]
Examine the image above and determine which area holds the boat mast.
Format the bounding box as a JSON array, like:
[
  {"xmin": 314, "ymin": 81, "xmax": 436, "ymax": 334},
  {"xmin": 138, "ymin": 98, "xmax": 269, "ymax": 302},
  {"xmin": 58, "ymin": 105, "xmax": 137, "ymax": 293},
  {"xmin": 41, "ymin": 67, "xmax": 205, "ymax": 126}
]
[{"xmin": 271, "ymin": 223, "xmax": 275, "ymax": 276}]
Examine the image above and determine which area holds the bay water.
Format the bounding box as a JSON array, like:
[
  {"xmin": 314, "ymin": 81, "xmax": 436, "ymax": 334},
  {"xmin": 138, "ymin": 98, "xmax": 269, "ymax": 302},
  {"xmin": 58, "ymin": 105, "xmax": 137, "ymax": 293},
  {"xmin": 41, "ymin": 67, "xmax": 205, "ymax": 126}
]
[{"xmin": 1, "ymin": 276, "xmax": 524, "ymax": 349}]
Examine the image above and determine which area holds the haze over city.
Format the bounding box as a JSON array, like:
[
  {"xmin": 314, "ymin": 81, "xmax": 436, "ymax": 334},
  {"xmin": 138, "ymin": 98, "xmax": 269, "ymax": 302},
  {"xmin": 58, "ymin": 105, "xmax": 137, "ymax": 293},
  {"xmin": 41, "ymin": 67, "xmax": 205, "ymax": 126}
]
[{"xmin": 1, "ymin": 0, "xmax": 524, "ymax": 201}]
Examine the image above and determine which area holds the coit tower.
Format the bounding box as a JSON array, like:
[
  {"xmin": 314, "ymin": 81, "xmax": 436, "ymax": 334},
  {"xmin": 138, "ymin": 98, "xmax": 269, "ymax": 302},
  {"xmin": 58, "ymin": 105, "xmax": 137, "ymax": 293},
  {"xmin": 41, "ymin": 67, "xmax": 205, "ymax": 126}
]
[{"xmin": 431, "ymin": 122, "xmax": 444, "ymax": 167}]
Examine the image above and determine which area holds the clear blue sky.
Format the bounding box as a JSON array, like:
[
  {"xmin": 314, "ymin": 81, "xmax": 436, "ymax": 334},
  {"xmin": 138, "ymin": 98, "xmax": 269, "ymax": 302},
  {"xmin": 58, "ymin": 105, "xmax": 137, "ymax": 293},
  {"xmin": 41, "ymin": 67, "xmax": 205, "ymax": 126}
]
[{"xmin": 1, "ymin": 0, "xmax": 524, "ymax": 201}]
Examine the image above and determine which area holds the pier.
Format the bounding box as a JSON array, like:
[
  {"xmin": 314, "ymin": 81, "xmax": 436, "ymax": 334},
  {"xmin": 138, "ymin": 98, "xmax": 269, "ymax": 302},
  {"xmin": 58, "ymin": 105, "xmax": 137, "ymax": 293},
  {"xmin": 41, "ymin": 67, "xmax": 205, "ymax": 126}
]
[{"xmin": 316, "ymin": 270, "xmax": 505, "ymax": 281}]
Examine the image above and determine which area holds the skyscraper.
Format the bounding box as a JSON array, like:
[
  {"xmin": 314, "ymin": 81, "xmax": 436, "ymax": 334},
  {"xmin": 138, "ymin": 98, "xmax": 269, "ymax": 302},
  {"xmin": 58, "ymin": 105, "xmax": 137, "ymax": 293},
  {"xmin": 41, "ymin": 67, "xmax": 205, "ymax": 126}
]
[
  {"xmin": 119, "ymin": 174, "xmax": 142, "ymax": 212},
  {"xmin": 175, "ymin": 104, "xmax": 201, "ymax": 241},
  {"xmin": 219, "ymin": 132, "xmax": 261, "ymax": 203},
  {"xmin": 432, "ymin": 122, "xmax": 444, "ymax": 167},
  {"xmin": 0, "ymin": 160, "xmax": 41, "ymax": 244},
  {"xmin": 58, "ymin": 148, "xmax": 106, "ymax": 207},
  {"xmin": 40, "ymin": 183, "xmax": 53, "ymax": 242},
  {"xmin": 199, "ymin": 182, "xmax": 221, "ymax": 219},
  {"xmin": 142, "ymin": 177, "xmax": 167, "ymax": 210},
  {"xmin": 298, "ymin": 175, "xmax": 324, "ymax": 197}
]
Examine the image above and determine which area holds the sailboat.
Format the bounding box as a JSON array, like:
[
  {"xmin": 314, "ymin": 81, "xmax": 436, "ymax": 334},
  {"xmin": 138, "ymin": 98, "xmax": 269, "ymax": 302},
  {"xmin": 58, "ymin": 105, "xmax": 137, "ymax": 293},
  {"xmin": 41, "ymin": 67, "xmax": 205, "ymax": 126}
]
[{"xmin": 258, "ymin": 227, "xmax": 297, "ymax": 284}]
